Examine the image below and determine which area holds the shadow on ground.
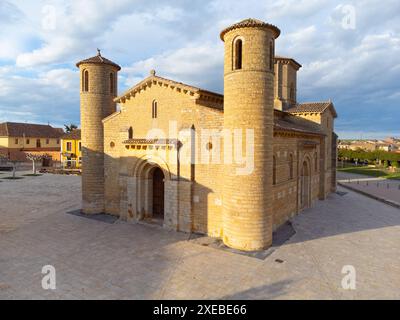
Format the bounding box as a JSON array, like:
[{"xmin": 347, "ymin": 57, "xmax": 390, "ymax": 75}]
[{"xmin": 220, "ymin": 280, "xmax": 293, "ymax": 300}]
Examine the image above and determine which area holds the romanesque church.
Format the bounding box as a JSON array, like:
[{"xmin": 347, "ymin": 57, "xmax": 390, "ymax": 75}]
[{"xmin": 76, "ymin": 18, "xmax": 338, "ymax": 251}]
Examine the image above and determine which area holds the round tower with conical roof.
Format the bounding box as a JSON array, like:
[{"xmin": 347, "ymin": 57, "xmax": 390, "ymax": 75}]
[
  {"xmin": 221, "ymin": 19, "xmax": 280, "ymax": 251},
  {"xmin": 76, "ymin": 50, "xmax": 121, "ymax": 214}
]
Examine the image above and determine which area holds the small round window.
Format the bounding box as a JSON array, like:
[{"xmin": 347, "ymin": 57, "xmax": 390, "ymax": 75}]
[{"xmin": 110, "ymin": 142, "xmax": 115, "ymax": 148}]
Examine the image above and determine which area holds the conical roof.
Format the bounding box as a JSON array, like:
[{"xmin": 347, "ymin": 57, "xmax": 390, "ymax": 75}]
[
  {"xmin": 220, "ymin": 18, "xmax": 280, "ymax": 41},
  {"xmin": 76, "ymin": 49, "xmax": 121, "ymax": 70}
]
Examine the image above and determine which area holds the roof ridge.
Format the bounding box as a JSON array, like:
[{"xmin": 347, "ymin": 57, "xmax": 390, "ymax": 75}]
[
  {"xmin": 115, "ymin": 73, "xmax": 223, "ymax": 104},
  {"xmin": 274, "ymin": 56, "xmax": 302, "ymax": 69},
  {"xmin": 4, "ymin": 121, "xmax": 53, "ymax": 126},
  {"xmin": 0, "ymin": 122, "xmax": 64, "ymax": 138},
  {"xmin": 298, "ymin": 101, "xmax": 331, "ymax": 105}
]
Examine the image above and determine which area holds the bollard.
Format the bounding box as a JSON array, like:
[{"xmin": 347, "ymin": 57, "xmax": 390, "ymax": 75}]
[{"xmin": 387, "ymin": 183, "xmax": 389, "ymax": 189}]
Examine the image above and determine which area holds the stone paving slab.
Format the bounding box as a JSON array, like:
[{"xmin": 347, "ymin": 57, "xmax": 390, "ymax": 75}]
[
  {"xmin": 338, "ymin": 171, "xmax": 400, "ymax": 208},
  {"xmin": 1, "ymin": 173, "xmax": 400, "ymax": 299},
  {"xmin": 188, "ymin": 221, "xmax": 296, "ymax": 260}
]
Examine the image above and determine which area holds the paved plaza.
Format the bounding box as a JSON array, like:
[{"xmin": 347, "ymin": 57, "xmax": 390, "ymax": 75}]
[
  {"xmin": 0, "ymin": 172, "xmax": 399, "ymax": 299},
  {"xmin": 338, "ymin": 171, "xmax": 400, "ymax": 207}
]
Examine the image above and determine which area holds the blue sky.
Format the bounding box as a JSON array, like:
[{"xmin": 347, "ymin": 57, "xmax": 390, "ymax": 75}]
[{"xmin": 0, "ymin": 0, "xmax": 399, "ymax": 139}]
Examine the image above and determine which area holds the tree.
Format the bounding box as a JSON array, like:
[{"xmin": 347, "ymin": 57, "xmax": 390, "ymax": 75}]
[
  {"xmin": 25, "ymin": 153, "xmax": 51, "ymax": 175},
  {"xmin": 0, "ymin": 153, "xmax": 21, "ymax": 178},
  {"xmin": 338, "ymin": 148, "xmax": 400, "ymax": 166},
  {"xmin": 64, "ymin": 124, "xmax": 78, "ymax": 133},
  {"xmin": 383, "ymin": 160, "xmax": 389, "ymax": 168}
]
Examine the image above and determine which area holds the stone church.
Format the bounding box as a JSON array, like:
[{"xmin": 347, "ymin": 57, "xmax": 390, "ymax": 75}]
[{"xmin": 77, "ymin": 18, "xmax": 337, "ymax": 251}]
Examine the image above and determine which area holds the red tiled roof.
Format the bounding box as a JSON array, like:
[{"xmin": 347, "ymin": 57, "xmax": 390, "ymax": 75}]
[
  {"xmin": 274, "ymin": 110, "xmax": 325, "ymax": 136},
  {"xmin": 76, "ymin": 50, "xmax": 121, "ymax": 70},
  {"xmin": 61, "ymin": 129, "xmax": 81, "ymax": 140},
  {"xmin": 287, "ymin": 101, "xmax": 338, "ymax": 118},
  {"xmin": 220, "ymin": 18, "xmax": 280, "ymax": 40},
  {"xmin": 274, "ymin": 56, "xmax": 302, "ymax": 70},
  {"xmin": 0, "ymin": 122, "xmax": 64, "ymax": 138},
  {"xmin": 123, "ymin": 138, "xmax": 180, "ymax": 146}
]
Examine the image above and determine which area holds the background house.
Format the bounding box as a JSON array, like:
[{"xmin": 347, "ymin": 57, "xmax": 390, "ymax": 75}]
[
  {"xmin": 61, "ymin": 129, "xmax": 81, "ymax": 168},
  {"xmin": 0, "ymin": 122, "xmax": 63, "ymax": 166}
]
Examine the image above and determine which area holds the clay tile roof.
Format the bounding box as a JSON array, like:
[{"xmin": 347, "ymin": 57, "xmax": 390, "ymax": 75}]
[
  {"xmin": 61, "ymin": 129, "xmax": 81, "ymax": 140},
  {"xmin": 76, "ymin": 50, "xmax": 121, "ymax": 70},
  {"xmin": 274, "ymin": 110, "xmax": 325, "ymax": 136},
  {"xmin": 274, "ymin": 56, "xmax": 302, "ymax": 70},
  {"xmin": 123, "ymin": 138, "xmax": 180, "ymax": 145},
  {"xmin": 287, "ymin": 101, "xmax": 338, "ymax": 118},
  {"xmin": 0, "ymin": 122, "xmax": 64, "ymax": 138},
  {"xmin": 220, "ymin": 18, "xmax": 281, "ymax": 41}
]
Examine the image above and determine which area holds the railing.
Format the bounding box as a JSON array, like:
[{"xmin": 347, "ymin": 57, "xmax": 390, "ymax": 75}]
[{"xmin": 62, "ymin": 160, "xmax": 81, "ymax": 169}]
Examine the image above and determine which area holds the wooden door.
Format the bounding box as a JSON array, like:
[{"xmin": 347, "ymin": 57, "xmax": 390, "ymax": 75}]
[{"xmin": 152, "ymin": 167, "xmax": 164, "ymax": 218}]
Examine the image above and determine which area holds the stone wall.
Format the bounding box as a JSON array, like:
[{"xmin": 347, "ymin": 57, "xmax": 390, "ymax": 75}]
[
  {"xmin": 274, "ymin": 59, "xmax": 298, "ymax": 110},
  {"xmin": 272, "ymin": 133, "xmax": 322, "ymax": 229},
  {"xmin": 103, "ymin": 76, "xmax": 225, "ymax": 235},
  {"xmin": 79, "ymin": 62, "xmax": 118, "ymax": 214},
  {"xmin": 221, "ymin": 26, "xmax": 276, "ymax": 251}
]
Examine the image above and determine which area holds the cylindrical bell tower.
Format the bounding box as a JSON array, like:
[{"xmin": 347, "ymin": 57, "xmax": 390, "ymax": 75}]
[
  {"xmin": 76, "ymin": 50, "xmax": 120, "ymax": 214},
  {"xmin": 221, "ymin": 19, "xmax": 280, "ymax": 251}
]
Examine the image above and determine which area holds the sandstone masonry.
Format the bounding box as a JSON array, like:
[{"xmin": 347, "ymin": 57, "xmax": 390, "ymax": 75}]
[{"xmin": 77, "ymin": 19, "xmax": 338, "ymax": 251}]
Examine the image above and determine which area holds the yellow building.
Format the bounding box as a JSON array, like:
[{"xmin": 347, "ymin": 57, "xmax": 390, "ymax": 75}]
[
  {"xmin": 61, "ymin": 129, "xmax": 82, "ymax": 168},
  {"xmin": 0, "ymin": 122, "xmax": 63, "ymax": 165}
]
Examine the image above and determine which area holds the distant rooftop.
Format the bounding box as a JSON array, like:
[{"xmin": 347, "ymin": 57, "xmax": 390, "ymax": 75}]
[
  {"xmin": 61, "ymin": 129, "xmax": 81, "ymax": 140},
  {"xmin": 0, "ymin": 122, "xmax": 64, "ymax": 138}
]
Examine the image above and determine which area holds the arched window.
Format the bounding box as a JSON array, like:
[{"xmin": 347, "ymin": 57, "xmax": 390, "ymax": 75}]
[
  {"xmin": 110, "ymin": 73, "xmax": 114, "ymax": 95},
  {"xmin": 233, "ymin": 38, "xmax": 243, "ymax": 70},
  {"xmin": 314, "ymin": 152, "xmax": 318, "ymax": 172},
  {"xmin": 82, "ymin": 70, "xmax": 89, "ymax": 92},
  {"xmin": 128, "ymin": 127, "xmax": 133, "ymax": 139},
  {"xmin": 152, "ymin": 100, "xmax": 158, "ymax": 119},
  {"xmin": 289, "ymin": 153, "xmax": 294, "ymax": 180},
  {"xmin": 273, "ymin": 156, "xmax": 277, "ymax": 185},
  {"xmin": 269, "ymin": 41, "xmax": 274, "ymax": 71}
]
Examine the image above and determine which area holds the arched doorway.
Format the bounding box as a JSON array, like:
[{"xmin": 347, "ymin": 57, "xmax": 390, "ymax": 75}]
[
  {"xmin": 300, "ymin": 160, "xmax": 311, "ymax": 209},
  {"xmin": 152, "ymin": 167, "xmax": 165, "ymax": 219}
]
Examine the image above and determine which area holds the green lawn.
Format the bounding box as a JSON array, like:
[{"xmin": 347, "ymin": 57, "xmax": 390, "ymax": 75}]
[{"xmin": 338, "ymin": 166, "xmax": 400, "ymax": 180}]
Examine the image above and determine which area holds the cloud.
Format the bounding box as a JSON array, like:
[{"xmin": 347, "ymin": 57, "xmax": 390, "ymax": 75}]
[
  {"xmin": 265, "ymin": 0, "xmax": 330, "ymax": 20},
  {"xmin": 0, "ymin": 0, "xmax": 399, "ymax": 138},
  {"xmin": 0, "ymin": 1, "xmax": 24, "ymax": 23},
  {"xmin": 122, "ymin": 43, "xmax": 224, "ymax": 92},
  {"xmin": 0, "ymin": 66, "xmax": 79, "ymax": 126}
]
